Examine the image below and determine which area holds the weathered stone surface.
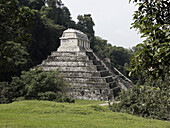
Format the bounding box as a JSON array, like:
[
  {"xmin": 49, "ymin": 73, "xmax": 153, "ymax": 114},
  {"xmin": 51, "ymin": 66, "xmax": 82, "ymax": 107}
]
[
  {"xmin": 40, "ymin": 29, "xmax": 133, "ymax": 100},
  {"xmin": 58, "ymin": 29, "xmax": 92, "ymax": 52}
]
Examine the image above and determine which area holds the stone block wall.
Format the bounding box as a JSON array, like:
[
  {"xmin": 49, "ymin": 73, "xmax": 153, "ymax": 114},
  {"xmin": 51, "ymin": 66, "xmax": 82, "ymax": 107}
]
[{"xmin": 40, "ymin": 51, "xmax": 132, "ymax": 100}]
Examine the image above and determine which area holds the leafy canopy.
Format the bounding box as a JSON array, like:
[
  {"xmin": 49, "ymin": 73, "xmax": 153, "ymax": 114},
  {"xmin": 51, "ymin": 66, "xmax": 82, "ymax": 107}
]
[
  {"xmin": 129, "ymin": 0, "xmax": 170, "ymax": 80},
  {"xmin": 112, "ymin": 0, "xmax": 170, "ymax": 121},
  {"xmin": 0, "ymin": 0, "xmax": 34, "ymax": 81},
  {"xmin": 0, "ymin": 67, "xmax": 71, "ymax": 103}
]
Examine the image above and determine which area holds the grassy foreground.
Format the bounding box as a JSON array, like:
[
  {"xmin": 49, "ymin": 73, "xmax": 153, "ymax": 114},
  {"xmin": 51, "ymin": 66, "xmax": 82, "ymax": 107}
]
[{"xmin": 0, "ymin": 100, "xmax": 169, "ymax": 128}]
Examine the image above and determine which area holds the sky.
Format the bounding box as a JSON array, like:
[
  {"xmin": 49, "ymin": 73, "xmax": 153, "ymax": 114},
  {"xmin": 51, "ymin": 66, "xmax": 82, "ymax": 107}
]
[{"xmin": 62, "ymin": 0, "xmax": 144, "ymax": 48}]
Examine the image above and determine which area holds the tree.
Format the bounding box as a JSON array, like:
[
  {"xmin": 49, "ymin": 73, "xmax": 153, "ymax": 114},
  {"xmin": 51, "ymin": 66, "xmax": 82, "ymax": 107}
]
[
  {"xmin": 93, "ymin": 36, "xmax": 108, "ymax": 59},
  {"xmin": 129, "ymin": 0, "xmax": 170, "ymax": 81},
  {"xmin": 18, "ymin": 0, "xmax": 45, "ymax": 10},
  {"xmin": 111, "ymin": 0, "xmax": 170, "ymax": 120},
  {"xmin": 77, "ymin": 14, "xmax": 95, "ymax": 36},
  {"xmin": 61, "ymin": 6, "xmax": 76, "ymax": 28},
  {"xmin": 0, "ymin": 0, "xmax": 34, "ymax": 81},
  {"xmin": 77, "ymin": 14, "xmax": 95, "ymax": 48}
]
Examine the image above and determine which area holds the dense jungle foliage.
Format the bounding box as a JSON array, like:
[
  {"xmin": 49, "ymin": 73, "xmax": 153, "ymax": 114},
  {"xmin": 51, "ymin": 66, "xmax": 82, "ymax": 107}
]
[{"xmin": 112, "ymin": 0, "xmax": 170, "ymax": 120}]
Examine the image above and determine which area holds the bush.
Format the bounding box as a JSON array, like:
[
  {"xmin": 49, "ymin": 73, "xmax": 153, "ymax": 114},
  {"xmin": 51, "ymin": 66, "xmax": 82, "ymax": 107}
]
[
  {"xmin": 38, "ymin": 91, "xmax": 58, "ymax": 101},
  {"xmin": 111, "ymin": 84, "xmax": 169, "ymax": 120},
  {"xmin": 0, "ymin": 67, "xmax": 74, "ymax": 103},
  {"xmin": 18, "ymin": 67, "xmax": 67, "ymax": 100},
  {"xmin": 0, "ymin": 82, "xmax": 13, "ymax": 103},
  {"xmin": 57, "ymin": 95, "xmax": 75, "ymax": 103},
  {"xmin": 15, "ymin": 97, "xmax": 25, "ymax": 101}
]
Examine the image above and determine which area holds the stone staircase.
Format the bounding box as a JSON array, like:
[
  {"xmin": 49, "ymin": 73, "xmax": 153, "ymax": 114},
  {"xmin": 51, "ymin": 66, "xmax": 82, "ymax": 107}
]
[{"xmin": 40, "ymin": 51, "xmax": 132, "ymax": 100}]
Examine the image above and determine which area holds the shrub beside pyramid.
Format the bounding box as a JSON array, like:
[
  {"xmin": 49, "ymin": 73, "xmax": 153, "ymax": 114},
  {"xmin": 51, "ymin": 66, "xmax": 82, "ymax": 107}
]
[{"xmin": 40, "ymin": 29, "xmax": 132, "ymax": 100}]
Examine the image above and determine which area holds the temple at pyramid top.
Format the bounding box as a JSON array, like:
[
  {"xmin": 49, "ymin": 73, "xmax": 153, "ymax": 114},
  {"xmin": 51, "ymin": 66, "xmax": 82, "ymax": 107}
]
[{"xmin": 58, "ymin": 28, "xmax": 92, "ymax": 52}]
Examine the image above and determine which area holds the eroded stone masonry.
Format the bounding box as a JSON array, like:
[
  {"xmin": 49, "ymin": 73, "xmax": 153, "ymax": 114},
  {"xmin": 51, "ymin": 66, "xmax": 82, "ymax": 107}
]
[{"xmin": 40, "ymin": 29, "xmax": 132, "ymax": 100}]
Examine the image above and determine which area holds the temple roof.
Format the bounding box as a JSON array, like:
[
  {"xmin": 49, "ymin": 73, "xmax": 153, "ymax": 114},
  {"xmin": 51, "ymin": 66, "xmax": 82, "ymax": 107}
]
[{"xmin": 61, "ymin": 28, "xmax": 89, "ymax": 41}]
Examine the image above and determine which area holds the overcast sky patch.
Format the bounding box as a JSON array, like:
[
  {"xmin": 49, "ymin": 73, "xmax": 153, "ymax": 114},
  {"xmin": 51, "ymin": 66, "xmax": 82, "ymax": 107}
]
[{"xmin": 62, "ymin": 0, "xmax": 144, "ymax": 48}]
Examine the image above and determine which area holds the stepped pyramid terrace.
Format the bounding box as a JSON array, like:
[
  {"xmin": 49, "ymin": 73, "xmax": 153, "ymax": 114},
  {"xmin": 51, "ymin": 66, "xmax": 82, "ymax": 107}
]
[{"xmin": 40, "ymin": 29, "xmax": 132, "ymax": 100}]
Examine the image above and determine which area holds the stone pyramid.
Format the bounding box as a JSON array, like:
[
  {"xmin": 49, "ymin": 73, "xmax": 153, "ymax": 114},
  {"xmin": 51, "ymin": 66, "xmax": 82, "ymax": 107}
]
[{"xmin": 40, "ymin": 29, "xmax": 132, "ymax": 100}]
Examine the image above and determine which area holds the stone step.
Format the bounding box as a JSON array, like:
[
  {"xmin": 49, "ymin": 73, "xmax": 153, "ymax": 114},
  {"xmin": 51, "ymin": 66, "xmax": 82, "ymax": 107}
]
[
  {"xmin": 51, "ymin": 51, "xmax": 78, "ymax": 57},
  {"xmin": 109, "ymin": 81, "xmax": 118, "ymax": 89},
  {"xmin": 41, "ymin": 66, "xmax": 112, "ymax": 78},
  {"xmin": 86, "ymin": 51, "xmax": 98, "ymax": 60},
  {"xmin": 64, "ymin": 76, "xmax": 115, "ymax": 83},
  {"xmin": 69, "ymin": 87, "xmax": 111, "ymax": 100},
  {"xmin": 42, "ymin": 65, "xmax": 101, "ymax": 72},
  {"xmin": 93, "ymin": 60, "xmax": 102, "ymax": 65},
  {"xmin": 105, "ymin": 77, "xmax": 114, "ymax": 83},
  {"xmin": 100, "ymin": 71, "xmax": 111, "ymax": 77},
  {"xmin": 61, "ymin": 71, "xmax": 116, "ymax": 79},
  {"xmin": 70, "ymin": 86, "xmax": 111, "ymax": 94},
  {"xmin": 96, "ymin": 65, "xmax": 106, "ymax": 71},
  {"xmin": 68, "ymin": 82, "xmax": 109, "ymax": 89},
  {"xmin": 51, "ymin": 51, "xmax": 88, "ymax": 57},
  {"xmin": 41, "ymin": 66, "xmax": 58, "ymax": 71},
  {"xmin": 88, "ymin": 56, "xmax": 96, "ymax": 60},
  {"xmin": 86, "ymin": 51, "xmax": 94, "ymax": 56},
  {"xmin": 61, "ymin": 71, "xmax": 101, "ymax": 77},
  {"xmin": 42, "ymin": 64, "xmax": 106, "ymax": 71},
  {"xmin": 47, "ymin": 56, "xmax": 89, "ymax": 61},
  {"xmin": 64, "ymin": 77, "xmax": 106, "ymax": 83},
  {"xmin": 41, "ymin": 61, "xmax": 94, "ymax": 67}
]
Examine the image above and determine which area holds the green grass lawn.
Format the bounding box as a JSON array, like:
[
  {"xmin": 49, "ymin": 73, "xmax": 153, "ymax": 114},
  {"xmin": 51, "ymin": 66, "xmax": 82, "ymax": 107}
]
[{"xmin": 0, "ymin": 100, "xmax": 169, "ymax": 128}]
